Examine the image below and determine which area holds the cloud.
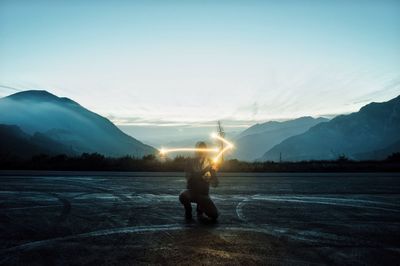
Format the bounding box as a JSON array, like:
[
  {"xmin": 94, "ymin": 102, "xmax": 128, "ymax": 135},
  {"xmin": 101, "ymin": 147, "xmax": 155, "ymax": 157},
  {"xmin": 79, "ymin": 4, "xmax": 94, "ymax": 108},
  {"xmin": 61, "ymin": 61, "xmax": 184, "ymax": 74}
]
[
  {"xmin": 107, "ymin": 115, "xmax": 260, "ymax": 129},
  {"xmin": 251, "ymin": 102, "xmax": 259, "ymax": 119},
  {"xmin": 0, "ymin": 84, "xmax": 22, "ymax": 96},
  {"xmin": 351, "ymin": 76, "xmax": 400, "ymax": 105}
]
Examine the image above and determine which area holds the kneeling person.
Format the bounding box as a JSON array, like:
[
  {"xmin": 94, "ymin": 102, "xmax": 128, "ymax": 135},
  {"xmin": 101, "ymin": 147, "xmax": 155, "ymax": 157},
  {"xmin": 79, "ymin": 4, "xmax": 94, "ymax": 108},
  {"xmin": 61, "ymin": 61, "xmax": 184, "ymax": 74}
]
[{"xmin": 179, "ymin": 141, "xmax": 219, "ymax": 221}]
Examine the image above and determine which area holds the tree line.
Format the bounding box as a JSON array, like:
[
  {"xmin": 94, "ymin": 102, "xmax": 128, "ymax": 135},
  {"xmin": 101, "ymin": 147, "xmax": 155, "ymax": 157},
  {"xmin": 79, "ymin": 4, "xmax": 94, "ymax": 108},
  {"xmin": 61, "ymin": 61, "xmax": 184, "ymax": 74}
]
[{"xmin": 1, "ymin": 152, "xmax": 400, "ymax": 172}]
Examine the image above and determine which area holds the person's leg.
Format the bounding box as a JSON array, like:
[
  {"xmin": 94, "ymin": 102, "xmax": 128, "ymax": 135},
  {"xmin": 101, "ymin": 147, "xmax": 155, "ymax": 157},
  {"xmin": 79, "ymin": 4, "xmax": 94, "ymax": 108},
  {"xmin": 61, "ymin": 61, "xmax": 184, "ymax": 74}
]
[
  {"xmin": 196, "ymin": 195, "xmax": 218, "ymax": 220},
  {"xmin": 196, "ymin": 204, "xmax": 203, "ymax": 217},
  {"xmin": 179, "ymin": 190, "xmax": 193, "ymax": 219}
]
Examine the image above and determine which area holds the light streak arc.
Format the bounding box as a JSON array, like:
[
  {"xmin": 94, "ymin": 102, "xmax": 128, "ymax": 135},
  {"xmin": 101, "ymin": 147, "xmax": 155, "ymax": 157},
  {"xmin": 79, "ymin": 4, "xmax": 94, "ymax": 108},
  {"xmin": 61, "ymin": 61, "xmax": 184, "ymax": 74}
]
[
  {"xmin": 159, "ymin": 148, "xmax": 219, "ymax": 155},
  {"xmin": 158, "ymin": 133, "xmax": 234, "ymax": 163},
  {"xmin": 212, "ymin": 134, "xmax": 234, "ymax": 163}
]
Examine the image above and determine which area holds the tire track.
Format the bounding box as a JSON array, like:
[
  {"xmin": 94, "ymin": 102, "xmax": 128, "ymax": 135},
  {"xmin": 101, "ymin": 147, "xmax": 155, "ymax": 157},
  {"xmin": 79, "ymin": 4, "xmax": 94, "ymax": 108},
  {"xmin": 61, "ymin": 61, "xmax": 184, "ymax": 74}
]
[{"xmin": 47, "ymin": 193, "xmax": 71, "ymax": 223}]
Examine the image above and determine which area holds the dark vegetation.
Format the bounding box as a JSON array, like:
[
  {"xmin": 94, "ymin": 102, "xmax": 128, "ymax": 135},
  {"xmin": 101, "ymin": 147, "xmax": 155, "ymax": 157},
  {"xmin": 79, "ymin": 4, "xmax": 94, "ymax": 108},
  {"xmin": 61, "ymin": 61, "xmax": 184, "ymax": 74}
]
[{"xmin": 1, "ymin": 152, "xmax": 400, "ymax": 172}]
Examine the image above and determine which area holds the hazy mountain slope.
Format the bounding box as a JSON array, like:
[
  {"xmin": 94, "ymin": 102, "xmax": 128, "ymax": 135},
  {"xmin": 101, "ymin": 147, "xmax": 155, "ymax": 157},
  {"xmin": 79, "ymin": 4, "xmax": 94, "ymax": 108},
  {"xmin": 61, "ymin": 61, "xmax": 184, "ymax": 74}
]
[
  {"xmin": 237, "ymin": 121, "xmax": 281, "ymax": 138},
  {"xmin": 262, "ymin": 95, "xmax": 400, "ymax": 161},
  {"xmin": 0, "ymin": 90, "xmax": 155, "ymax": 157},
  {"xmin": 231, "ymin": 117, "xmax": 328, "ymax": 161},
  {"xmin": 0, "ymin": 124, "xmax": 73, "ymax": 158}
]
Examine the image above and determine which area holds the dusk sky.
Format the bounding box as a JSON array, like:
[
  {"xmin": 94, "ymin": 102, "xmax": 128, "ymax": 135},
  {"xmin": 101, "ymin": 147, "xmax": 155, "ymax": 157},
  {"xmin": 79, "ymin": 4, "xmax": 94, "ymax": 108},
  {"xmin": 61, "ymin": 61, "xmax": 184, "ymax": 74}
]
[{"xmin": 1, "ymin": 0, "xmax": 399, "ymax": 143}]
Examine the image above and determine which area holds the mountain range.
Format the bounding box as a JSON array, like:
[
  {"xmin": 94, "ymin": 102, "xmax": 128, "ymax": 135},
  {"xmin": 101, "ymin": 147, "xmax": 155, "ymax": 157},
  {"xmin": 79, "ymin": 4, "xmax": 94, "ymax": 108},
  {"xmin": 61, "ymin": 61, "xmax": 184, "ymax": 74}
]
[
  {"xmin": 262, "ymin": 95, "xmax": 400, "ymax": 161},
  {"xmin": 0, "ymin": 90, "xmax": 155, "ymax": 158},
  {"xmin": 1, "ymin": 90, "xmax": 399, "ymax": 162},
  {"xmin": 231, "ymin": 117, "xmax": 328, "ymax": 161}
]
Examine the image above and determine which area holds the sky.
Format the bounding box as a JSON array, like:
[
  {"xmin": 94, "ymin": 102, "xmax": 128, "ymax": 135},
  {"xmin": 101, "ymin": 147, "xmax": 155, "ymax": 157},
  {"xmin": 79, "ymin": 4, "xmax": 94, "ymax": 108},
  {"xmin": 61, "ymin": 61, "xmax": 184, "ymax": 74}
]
[{"xmin": 1, "ymin": 0, "xmax": 400, "ymax": 144}]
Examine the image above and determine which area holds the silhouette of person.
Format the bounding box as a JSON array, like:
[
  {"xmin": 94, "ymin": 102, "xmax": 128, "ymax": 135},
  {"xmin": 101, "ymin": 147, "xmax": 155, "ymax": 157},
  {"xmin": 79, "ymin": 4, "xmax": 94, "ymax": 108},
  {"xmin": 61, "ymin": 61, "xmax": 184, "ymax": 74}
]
[{"xmin": 179, "ymin": 141, "xmax": 219, "ymax": 221}]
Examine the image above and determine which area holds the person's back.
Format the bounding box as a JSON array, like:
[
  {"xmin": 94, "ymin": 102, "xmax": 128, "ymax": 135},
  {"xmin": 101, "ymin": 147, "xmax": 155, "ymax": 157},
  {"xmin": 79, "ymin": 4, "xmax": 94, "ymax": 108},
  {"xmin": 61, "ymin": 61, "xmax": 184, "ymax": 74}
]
[{"xmin": 179, "ymin": 141, "xmax": 219, "ymax": 221}]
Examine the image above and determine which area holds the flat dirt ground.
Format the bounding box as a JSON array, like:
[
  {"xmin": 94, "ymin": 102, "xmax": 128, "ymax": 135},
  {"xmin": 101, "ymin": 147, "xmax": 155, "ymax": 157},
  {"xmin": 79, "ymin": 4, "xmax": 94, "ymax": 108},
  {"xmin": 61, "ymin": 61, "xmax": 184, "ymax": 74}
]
[{"xmin": 0, "ymin": 171, "xmax": 399, "ymax": 265}]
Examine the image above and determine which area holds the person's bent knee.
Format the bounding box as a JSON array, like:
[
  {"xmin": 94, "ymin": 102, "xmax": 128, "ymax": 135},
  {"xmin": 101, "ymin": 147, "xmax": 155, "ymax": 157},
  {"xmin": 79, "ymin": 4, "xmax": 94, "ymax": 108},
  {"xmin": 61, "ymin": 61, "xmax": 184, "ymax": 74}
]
[{"xmin": 179, "ymin": 191, "xmax": 190, "ymax": 204}]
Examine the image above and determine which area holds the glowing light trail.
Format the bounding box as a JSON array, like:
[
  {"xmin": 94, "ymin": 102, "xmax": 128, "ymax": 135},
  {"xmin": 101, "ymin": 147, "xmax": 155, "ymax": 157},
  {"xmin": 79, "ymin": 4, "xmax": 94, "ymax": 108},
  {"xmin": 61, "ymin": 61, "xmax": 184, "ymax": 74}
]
[
  {"xmin": 159, "ymin": 147, "xmax": 219, "ymax": 155},
  {"xmin": 211, "ymin": 133, "xmax": 234, "ymax": 163},
  {"xmin": 158, "ymin": 133, "xmax": 234, "ymax": 164}
]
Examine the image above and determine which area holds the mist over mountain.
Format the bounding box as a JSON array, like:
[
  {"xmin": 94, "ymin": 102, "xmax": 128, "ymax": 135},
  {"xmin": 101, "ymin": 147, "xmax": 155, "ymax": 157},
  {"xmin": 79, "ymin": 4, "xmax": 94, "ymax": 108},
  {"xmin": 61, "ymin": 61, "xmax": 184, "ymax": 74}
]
[
  {"xmin": 262, "ymin": 95, "xmax": 400, "ymax": 161},
  {"xmin": 0, "ymin": 90, "xmax": 155, "ymax": 157},
  {"xmin": 231, "ymin": 117, "xmax": 328, "ymax": 161}
]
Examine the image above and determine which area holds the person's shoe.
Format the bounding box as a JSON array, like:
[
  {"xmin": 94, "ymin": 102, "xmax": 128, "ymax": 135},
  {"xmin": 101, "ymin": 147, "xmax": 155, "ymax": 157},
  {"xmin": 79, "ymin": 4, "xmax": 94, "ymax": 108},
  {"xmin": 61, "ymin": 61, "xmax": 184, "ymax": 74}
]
[{"xmin": 197, "ymin": 214, "xmax": 218, "ymax": 225}]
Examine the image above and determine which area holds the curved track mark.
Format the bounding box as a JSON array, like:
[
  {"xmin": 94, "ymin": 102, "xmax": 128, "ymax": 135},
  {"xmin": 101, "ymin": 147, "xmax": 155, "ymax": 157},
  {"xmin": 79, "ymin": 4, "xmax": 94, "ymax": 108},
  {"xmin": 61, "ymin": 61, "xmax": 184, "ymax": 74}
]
[
  {"xmin": 252, "ymin": 195, "xmax": 400, "ymax": 213},
  {"xmin": 235, "ymin": 195, "xmax": 400, "ymax": 223},
  {"xmin": 1, "ymin": 224, "xmax": 185, "ymax": 253},
  {"xmin": 47, "ymin": 193, "xmax": 71, "ymax": 223},
  {"xmin": 1, "ymin": 221, "xmax": 380, "ymax": 257}
]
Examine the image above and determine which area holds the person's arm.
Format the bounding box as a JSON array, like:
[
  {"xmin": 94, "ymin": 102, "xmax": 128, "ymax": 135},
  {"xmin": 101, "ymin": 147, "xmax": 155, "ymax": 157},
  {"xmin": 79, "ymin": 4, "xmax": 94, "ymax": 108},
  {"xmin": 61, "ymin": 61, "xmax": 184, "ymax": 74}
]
[
  {"xmin": 209, "ymin": 168, "xmax": 219, "ymax": 187},
  {"xmin": 186, "ymin": 159, "xmax": 211, "ymax": 179},
  {"xmin": 200, "ymin": 165, "xmax": 213, "ymax": 176},
  {"xmin": 201, "ymin": 158, "xmax": 218, "ymax": 187},
  {"xmin": 185, "ymin": 159, "xmax": 193, "ymax": 181}
]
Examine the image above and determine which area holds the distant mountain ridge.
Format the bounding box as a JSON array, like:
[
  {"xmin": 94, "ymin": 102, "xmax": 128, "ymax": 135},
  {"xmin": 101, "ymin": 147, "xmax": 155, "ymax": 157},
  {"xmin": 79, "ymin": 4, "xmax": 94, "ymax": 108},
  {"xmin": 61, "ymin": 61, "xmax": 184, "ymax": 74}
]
[
  {"xmin": 0, "ymin": 124, "xmax": 74, "ymax": 158},
  {"xmin": 0, "ymin": 90, "xmax": 155, "ymax": 157},
  {"xmin": 262, "ymin": 95, "xmax": 400, "ymax": 161},
  {"xmin": 231, "ymin": 116, "xmax": 328, "ymax": 161}
]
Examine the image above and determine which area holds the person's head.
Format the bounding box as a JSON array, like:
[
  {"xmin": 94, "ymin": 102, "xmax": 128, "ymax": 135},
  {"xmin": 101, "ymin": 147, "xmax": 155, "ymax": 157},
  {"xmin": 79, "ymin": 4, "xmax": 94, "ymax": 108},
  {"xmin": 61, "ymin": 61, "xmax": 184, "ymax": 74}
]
[{"xmin": 195, "ymin": 141, "xmax": 207, "ymax": 158}]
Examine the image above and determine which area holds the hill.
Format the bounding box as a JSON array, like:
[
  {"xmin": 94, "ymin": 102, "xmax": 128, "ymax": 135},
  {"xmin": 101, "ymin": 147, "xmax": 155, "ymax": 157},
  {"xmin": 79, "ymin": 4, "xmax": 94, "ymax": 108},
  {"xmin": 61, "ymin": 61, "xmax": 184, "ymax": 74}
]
[
  {"xmin": 231, "ymin": 117, "xmax": 328, "ymax": 161},
  {"xmin": 262, "ymin": 95, "xmax": 400, "ymax": 161},
  {"xmin": 0, "ymin": 90, "xmax": 155, "ymax": 157}
]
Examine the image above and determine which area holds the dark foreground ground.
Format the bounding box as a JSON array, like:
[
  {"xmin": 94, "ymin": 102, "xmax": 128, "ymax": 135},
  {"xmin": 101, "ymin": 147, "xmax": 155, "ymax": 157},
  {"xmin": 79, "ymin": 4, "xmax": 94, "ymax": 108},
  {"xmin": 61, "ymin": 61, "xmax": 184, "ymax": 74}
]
[{"xmin": 0, "ymin": 171, "xmax": 399, "ymax": 265}]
